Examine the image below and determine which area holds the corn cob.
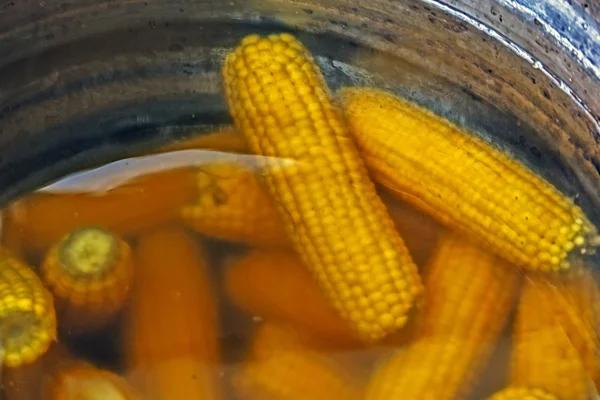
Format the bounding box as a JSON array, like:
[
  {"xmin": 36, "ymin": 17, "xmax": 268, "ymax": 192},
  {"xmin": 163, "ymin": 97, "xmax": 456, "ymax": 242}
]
[
  {"xmin": 45, "ymin": 363, "xmax": 143, "ymax": 400},
  {"xmin": 557, "ymin": 264, "xmax": 600, "ymax": 387},
  {"xmin": 232, "ymin": 322, "xmax": 363, "ymax": 400},
  {"xmin": 223, "ymin": 33, "xmax": 422, "ymax": 342},
  {"xmin": 487, "ymin": 387, "xmax": 560, "ymax": 400},
  {"xmin": 157, "ymin": 127, "xmax": 248, "ymax": 154},
  {"xmin": 180, "ymin": 163, "xmax": 288, "ymax": 247},
  {"xmin": 1, "ymin": 209, "xmax": 27, "ymax": 259},
  {"xmin": 510, "ymin": 274, "xmax": 596, "ymax": 399},
  {"xmin": 379, "ymin": 189, "xmax": 444, "ymax": 267},
  {"xmin": 125, "ymin": 227, "xmax": 222, "ymax": 400},
  {"xmin": 338, "ymin": 87, "xmax": 597, "ymax": 271},
  {"xmin": 366, "ymin": 231, "xmax": 520, "ymax": 400},
  {"xmin": 6, "ymin": 167, "xmax": 197, "ymax": 257},
  {"xmin": 41, "ymin": 227, "xmax": 134, "ymax": 335},
  {"xmin": 0, "ymin": 248, "xmax": 56, "ymax": 368},
  {"xmin": 2, "ymin": 344, "xmax": 75, "ymax": 400},
  {"xmin": 225, "ymin": 249, "xmax": 360, "ymax": 346}
]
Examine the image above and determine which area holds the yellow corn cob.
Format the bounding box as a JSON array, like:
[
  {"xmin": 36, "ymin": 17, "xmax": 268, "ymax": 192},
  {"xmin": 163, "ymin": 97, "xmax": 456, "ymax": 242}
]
[
  {"xmin": 125, "ymin": 227, "xmax": 222, "ymax": 400},
  {"xmin": 487, "ymin": 387, "xmax": 560, "ymax": 400},
  {"xmin": 45, "ymin": 363, "xmax": 143, "ymax": 400},
  {"xmin": 180, "ymin": 163, "xmax": 288, "ymax": 246},
  {"xmin": 225, "ymin": 249, "xmax": 360, "ymax": 346},
  {"xmin": 222, "ymin": 32, "xmax": 422, "ymax": 341},
  {"xmin": 41, "ymin": 227, "xmax": 134, "ymax": 335},
  {"xmin": 511, "ymin": 274, "xmax": 596, "ymax": 399},
  {"xmin": 3, "ymin": 344, "xmax": 74, "ymax": 400},
  {"xmin": 366, "ymin": 231, "xmax": 520, "ymax": 400},
  {"xmin": 232, "ymin": 322, "xmax": 363, "ymax": 400},
  {"xmin": 6, "ymin": 167, "xmax": 198, "ymax": 258},
  {"xmin": 338, "ymin": 87, "xmax": 597, "ymax": 271},
  {"xmin": 557, "ymin": 264, "xmax": 600, "ymax": 387},
  {"xmin": 0, "ymin": 248, "xmax": 56, "ymax": 368},
  {"xmin": 248, "ymin": 322, "xmax": 340, "ymax": 361}
]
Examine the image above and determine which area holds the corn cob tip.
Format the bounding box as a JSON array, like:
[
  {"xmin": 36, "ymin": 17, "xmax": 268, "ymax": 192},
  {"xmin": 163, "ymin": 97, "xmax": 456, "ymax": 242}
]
[
  {"xmin": 487, "ymin": 387, "xmax": 560, "ymax": 400},
  {"xmin": 57, "ymin": 227, "xmax": 119, "ymax": 276},
  {"xmin": 0, "ymin": 251, "xmax": 57, "ymax": 367}
]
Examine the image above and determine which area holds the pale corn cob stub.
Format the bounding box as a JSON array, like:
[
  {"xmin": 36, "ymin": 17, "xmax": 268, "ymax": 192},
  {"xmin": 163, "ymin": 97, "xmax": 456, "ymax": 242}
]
[
  {"xmin": 222, "ymin": 33, "xmax": 423, "ymax": 341},
  {"xmin": 41, "ymin": 227, "xmax": 134, "ymax": 334},
  {"xmin": 180, "ymin": 163, "xmax": 288, "ymax": 247},
  {"xmin": 0, "ymin": 249, "xmax": 56, "ymax": 367},
  {"xmin": 366, "ymin": 231, "xmax": 520, "ymax": 400},
  {"xmin": 338, "ymin": 87, "xmax": 597, "ymax": 271},
  {"xmin": 487, "ymin": 387, "xmax": 560, "ymax": 400}
]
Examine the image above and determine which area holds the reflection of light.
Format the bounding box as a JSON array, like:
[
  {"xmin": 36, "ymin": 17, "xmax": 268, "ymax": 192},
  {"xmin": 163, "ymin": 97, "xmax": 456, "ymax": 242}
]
[{"xmin": 38, "ymin": 150, "xmax": 298, "ymax": 194}]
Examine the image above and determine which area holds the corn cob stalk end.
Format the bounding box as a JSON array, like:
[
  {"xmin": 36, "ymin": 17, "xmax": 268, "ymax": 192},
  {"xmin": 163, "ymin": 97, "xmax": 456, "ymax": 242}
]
[{"xmin": 41, "ymin": 226, "xmax": 134, "ymax": 334}]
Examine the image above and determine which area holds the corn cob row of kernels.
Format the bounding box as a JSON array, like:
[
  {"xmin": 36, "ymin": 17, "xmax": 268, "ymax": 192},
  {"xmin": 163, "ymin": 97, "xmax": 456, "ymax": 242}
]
[
  {"xmin": 487, "ymin": 387, "xmax": 560, "ymax": 400},
  {"xmin": 0, "ymin": 248, "xmax": 56, "ymax": 367},
  {"xmin": 366, "ymin": 231, "xmax": 520, "ymax": 400},
  {"xmin": 180, "ymin": 163, "xmax": 288, "ymax": 247},
  {"xmin": 338, "ymin": 87, "xmax": 596, "ymax": 271},
  {"xmin": 223, "ymin": 32, "xmax": 422, "ymax": 342},
  {"xmin": 511, "ymin": 274, "xmax": 596, "ymax": 400},
  {"xmin": 41, "ymin": 227, "xmax": 134, "ymax": 335}
]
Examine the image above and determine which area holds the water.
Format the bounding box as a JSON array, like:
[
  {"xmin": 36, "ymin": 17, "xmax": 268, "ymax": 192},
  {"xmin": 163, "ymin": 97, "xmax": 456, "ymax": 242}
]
[{"xmin": 0, "ymin": 23, "xmax": 599, "ymax": 400}]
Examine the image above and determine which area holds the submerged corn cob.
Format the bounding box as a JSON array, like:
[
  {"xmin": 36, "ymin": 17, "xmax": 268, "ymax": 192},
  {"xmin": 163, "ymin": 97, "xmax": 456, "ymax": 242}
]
[
  {"xmin": 487, "ymin": 387, "xmax": 559, "ymax": 400},
  {"xmin": 232, "ymin": 322, "xmax": 362, "ymax": 400},
  {"xmin": 225, "ymin": 249, "xmax": 359, "ymax": 345},
  {"xmin": 366, "ymin": 231, "xmax": 520, "ymax": 400},
  {"xmin": 6, "ymin": 167, "xmax": 197, "ymax": 256},
  {"xmin": 223, "ymin": 33, "xmax": 422, "ymax": 341},
  {"xmin": 125, "ymin": 227, "xmax": 222, "ymax": 400},
  {"xmin": 41, "ymin": 227, "xmax": 134, "ymax": 335},
  {"xmin": 45, "ymin": 363, "xmax": 142, "ymax": 400},
  {"xmin": 338, "ymin": 87, "xmax": 597, "ymax": 271},
  {"xmin": 510, "ymin": 274, "xmax": 596, "ymax": 399},
  {"xmin": 180, "ymin": 163, "xmax": 288, "ymax": 246},
  {"xmin": 0, "ymin": 249, "xmax": 56, "ymax": 367}
]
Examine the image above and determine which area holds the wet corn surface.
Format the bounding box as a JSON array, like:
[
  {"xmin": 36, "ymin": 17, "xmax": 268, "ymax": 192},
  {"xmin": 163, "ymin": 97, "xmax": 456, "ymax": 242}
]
[{"xmin": 0, "ymin": 33, "xmax": 599, "ymax": 400}]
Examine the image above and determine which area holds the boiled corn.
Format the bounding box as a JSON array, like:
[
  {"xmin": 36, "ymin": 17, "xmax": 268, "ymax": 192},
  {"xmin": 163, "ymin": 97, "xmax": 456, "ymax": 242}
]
[
  {"xmin": 125, "ymin": 227, "xmax": 222, "ymax": 399},
  {"xmin": 6, "ymin": 167, "xmax": 197, "ymax": 256},
  {"xmin": 225, "ymin": 249, "xmax": 360, "ymax": 345},
  {"xmin": 338, "ymin": 87, "xmax": 597, "ymax": 271},
  {"xmin": 510, "ymin": 274, "xmax": 596, "ymax": 399},
  {"xmin": 45, "ymin": 363, "xmax": 142, "ymax": 400},
  {"xmin": 180, "ymin": 163, "xmax": 288, "ymax": 247},
  {"xmin": 366, "ymin": 231, "xmax": 520, "ymax": 400},
  {"xmin": 223, "ymin": 32, "xmax": 422, "ymax": 341},
  {"xmin": 232, "ymin": 322, "xmax": 362, "ymax": 400},
  {"xmin": 0, "ymin": 248, "xmax": 56, "ymax": 367},
  {"xmin": 487, "ymin": 387, "xmax": 559, "ymax": 400},
  {"xmin": 41, "ymin": 227, "xmax": 134, "ymax": 335}
]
